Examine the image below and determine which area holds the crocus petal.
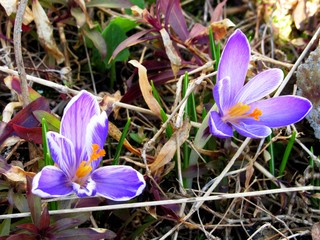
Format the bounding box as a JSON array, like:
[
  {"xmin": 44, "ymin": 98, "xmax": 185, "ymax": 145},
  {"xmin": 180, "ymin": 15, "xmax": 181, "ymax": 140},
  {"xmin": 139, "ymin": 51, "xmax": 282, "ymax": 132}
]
[
  {"xmin": 60, "ymin": 91, "xmax": 100, "ymax": 161},
  {"xmin": 217, "ymin": 29, "xmax": 250, "ymax": 100},
  {"xmin": 247, "ymin": 96, "xmax": 312, "ymax": 127},
  {"xmin": 233, "ymin": 122, "xmax": 272, "ymax": 138},
  {"xmin": 72, "ymin": 179, "xmax": 96, "ymax": 197},
  {"xmin": 91, "ymin": 166, "xmax": 146, "ymax": 201},
  {"xmin": 47, "ymin": 132, "xmax": 77, "ymax": 178},
  {"xmin": 32, "ymin": 166, "xmax": 73, "ymax": 198},
  {"xmin": 208, "ymin": 111, "xmax": 233, "ymax": 138},
  {"xmin": 214, "ymin": 76, "xmax": 232, "ymax": 113},
  {"xmin": 235, "ymin": 69, "xmax": 284, "ymax": 104},
  {"xmin": 83, "ymin": 111, "xmax": 109, "ymax": 170}
]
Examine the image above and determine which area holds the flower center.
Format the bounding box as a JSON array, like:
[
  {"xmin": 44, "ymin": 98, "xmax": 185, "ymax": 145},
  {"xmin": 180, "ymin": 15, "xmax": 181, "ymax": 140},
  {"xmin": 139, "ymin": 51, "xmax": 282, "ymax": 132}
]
[
  {"xmin": 222, "ymin": 102, "xmax": 262, "ymax": 123},
  {"xmin": 75, "ymin": 144, "xmax": 106, "ymax": 179}
]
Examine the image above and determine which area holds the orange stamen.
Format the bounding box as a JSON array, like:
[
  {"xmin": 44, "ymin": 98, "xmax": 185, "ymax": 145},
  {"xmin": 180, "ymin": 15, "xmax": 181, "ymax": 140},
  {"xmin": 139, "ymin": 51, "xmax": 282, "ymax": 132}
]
[
  {"xmin": 248, "ymin": 108, "xmax": 262, "ymax": 120},
  {"xmin": 75, "ymin": 144, "xmax": 106, "ymax": 179},
  {"xmin": 223, "ymin": 102, "xmax": 262, "ymax": 122}
]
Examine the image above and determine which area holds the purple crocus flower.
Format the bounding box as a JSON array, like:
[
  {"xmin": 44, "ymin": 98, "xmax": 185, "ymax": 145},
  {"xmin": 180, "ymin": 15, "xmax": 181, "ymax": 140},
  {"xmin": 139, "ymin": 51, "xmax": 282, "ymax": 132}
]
[
  {"xmin": 32, "ymin": 90, "xmax": 146, "ymax": 200},
  {"xmin": 209, "ymin": 29, "xmax": 312, "ymax": 138}
]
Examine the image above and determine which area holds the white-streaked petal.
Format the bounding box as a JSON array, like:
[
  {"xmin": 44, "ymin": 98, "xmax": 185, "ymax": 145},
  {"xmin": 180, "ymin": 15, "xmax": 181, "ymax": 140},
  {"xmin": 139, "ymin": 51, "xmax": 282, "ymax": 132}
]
[
  {"xmin": 72, "ymin": 179, "xmax": 96, "ymax": 197},
  {"xmin": 83, "ymin": 111, "xmax": 108, "ymax": 170},
  {"xmin": 91, "ymin": 166, "xmax": 146, "ymax": 201},
  {"xmin": 217, "ymin": 29, "xmax": 250, "ymax": 100},
  {"xmin": 208, "ymin": 111, "xmax": 233, "ymax": 138},
  {"xmin": 214, "ymin": 76, "xmax": 233, "ymax": 113},
  {"xmin": 60, "ymin": 90, "xmax": 100, "ymax": 161},
  {"xmin": 235, "ymin": 69, "xmax": 284, "ymax": 104},
  {"xmin": 32, "ymin": 166, "xmax": 73, "ymax": 198},
  {"xmin": 46, "ymin": 132, "xmax": 77, "ymax": 178}
]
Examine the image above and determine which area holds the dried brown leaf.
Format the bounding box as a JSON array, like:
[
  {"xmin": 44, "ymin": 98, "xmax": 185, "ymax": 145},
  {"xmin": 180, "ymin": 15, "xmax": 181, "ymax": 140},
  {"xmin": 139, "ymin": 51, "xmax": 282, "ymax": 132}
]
[
  {"xmin": 32, "ymin": 0, "xmax": 64, "ymax": 64},
  {"xmin": 0, "ymin": 0, "xmax": 16, "ymax": 16},
  {"xmin": 3, "ymin": 165, "xmax": 35, "ymax": 189},
  {"xmin": 74, "ymin": 0, "xmax": 95, "ymax": 28},
  {"xmin": 129, "ymin": 60, "xmax": 162, "ymax": 118},
  {"xmin": 210, "ymin": 19, "xmax": 235, "ymax": 41},
  {"xmin": 312, "ymin": 222, "xmax": 320, "ymax": 240},
  {"xmin": 245, "ymin": 161, "xmax": 254, "ymax": 189},
  {"xmin": 149, "ymin": 121, "xmax": 191, "ymax": 173},
  {"xmin": 159, "ymin": 28, "xmax": 182, "ymax": 78}
]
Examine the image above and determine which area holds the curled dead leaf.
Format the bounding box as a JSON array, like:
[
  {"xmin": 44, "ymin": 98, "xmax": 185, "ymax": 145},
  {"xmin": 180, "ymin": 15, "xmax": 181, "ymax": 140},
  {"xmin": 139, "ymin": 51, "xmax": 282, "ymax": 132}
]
[
  {"xmin": 2, "ymin": 165, "xmax": 35, "ymax": 191},
  {"xmin": 159, "ymin": 28, "xmax": 182, "ymax": 78},
  {"xmin": 0, "ymin": 0, "xmax": 16, "ymax": 16},
  {"xmin": 210, "ymin": 19, "xmax": 235, "ymax": 41},
  {"xmin": 129, "ymin": 60, "xmax": 162, "ymax": 118},
  {"xmin": 149, "ymin": 121, "xmax": 191, "ymax": 174},
  {"xmin": 32, "ymin": 0, "xmax": 64, "ymax": 64}
]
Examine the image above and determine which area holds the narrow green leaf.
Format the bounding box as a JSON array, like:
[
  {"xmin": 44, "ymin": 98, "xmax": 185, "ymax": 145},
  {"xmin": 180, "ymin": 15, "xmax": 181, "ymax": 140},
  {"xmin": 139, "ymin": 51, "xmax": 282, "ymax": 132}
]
[
  {"xmin": 0, "ymin": 206, "xmax": 13, "ymax": 236},
  {"xmin": 209, "ymin": 27, "xmax": 220, "ymax": 74},
  {"xmin": 42, "ymin": 118, "xmax": 54, "ymax": 166},
  {"xmin": 160, "ymin": 109, "xmax": 173, "ymax": 139},
  {"xmin": 279, "ymin": 131, "xmax": 296, "ymax": 177},
  {"xmin": 34, "ymin": 110, "xmax": 60, "ymax": 132},
  {"xmin": 113, "ymin": 118, "xmax": 131, "ymax": 165},
  {"xmin": 151, "ymin": 80, "xmax": 162, "ymax": 106}
]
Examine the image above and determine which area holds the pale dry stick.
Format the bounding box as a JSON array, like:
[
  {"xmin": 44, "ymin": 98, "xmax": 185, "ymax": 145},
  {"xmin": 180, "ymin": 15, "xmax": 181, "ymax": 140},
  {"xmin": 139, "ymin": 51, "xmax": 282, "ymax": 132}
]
[
  {"xmin": 274, "ymin": 26, "xmax": 320, "ymax": 97},
  {"xmin": 251, "ymin": 51, "xmax": 293, "ymax": 68},
  {"xmin": 13, "ymin": 0, "xmax": 29, "ymax": 107},
  {"xmin": 82, "ymin": 34, "xmax": 97, "ymax": 95},
  {"xmin": 282, "ymin": 230, "xmax": 310, "ymax": 240},
  {"xmin": 1, "ymin": 186, "xmax": 318, "ymax": 221},
  {"xmin": 158, "ymin": 138, "xmax": 252, "ymax": 240},
  {"xmin": 243, "ymin": 197, "xmax": 294, "ymax": 237},
  {"xmin": 173, "ymin": 133, "xmax": 187, "ymax": 240},
  {"xmin": 247, "ymin": 223, "xmax": 287, "ymax": 240},
  {"xmin": 229, "ymin": 141, "xmax": 288, "ymax": 188},
  {"xmin": 141, "ymin": 71, "xmax": 216, "ymax": 172},
  {"xmin": 0, "ymin": 66, "xmax": 79, "ymax": 95},
  {"xmin": 295, "ymin": 138, "xmax": 320, "ymax": 166}
]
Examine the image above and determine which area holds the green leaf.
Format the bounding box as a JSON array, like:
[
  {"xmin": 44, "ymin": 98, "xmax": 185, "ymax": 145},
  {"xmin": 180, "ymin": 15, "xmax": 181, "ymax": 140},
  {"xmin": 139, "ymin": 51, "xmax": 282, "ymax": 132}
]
[
  {"xmin": 113, "ymin": 118, "xmax": 131, "ymax": 165},
  {"xmin": 33, "ymin": 110, "xmax": 60, "ymax": 132},
  {"xmin": 86, "ymin": 0, "xmax": 133, "ymax": 8},
  {"xmin": 102, "ymin": 17, "xmax": 138, "ymax": 66},
  {"xmin": 41, "ymin": 118, "xmax": 54, "ymax": 167},
  {"xmin": 83, "ymin": 25, "xmax": 107, "ymax": 58},
  {"xmin": 279, "ymin": 131, "xmax": 296, "ymax": 177},
  {"xmin": 0, "ymin": 206, "xmax": 13, "ymax": 236}
]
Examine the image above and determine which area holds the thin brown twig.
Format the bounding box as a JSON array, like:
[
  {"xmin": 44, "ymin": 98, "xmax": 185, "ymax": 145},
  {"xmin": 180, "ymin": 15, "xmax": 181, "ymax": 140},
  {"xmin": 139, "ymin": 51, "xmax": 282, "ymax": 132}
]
[{"xmin": 13, "ymin": 0, "xmax": 29, "ymax": 107}]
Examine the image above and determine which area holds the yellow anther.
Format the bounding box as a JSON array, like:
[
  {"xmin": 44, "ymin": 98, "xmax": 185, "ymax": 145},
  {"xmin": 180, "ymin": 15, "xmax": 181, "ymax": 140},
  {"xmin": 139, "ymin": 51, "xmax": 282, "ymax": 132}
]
[
  {"xmin": 228, "ymin": 103, "xmax": 251, "ymax": 118},
  {"xmin": 76, "ymin": 161, "xmax": 92, "ymax": 178},
  {"xmin": 223, "ymin": 102, "xmax": 262, "ymax": 122}
]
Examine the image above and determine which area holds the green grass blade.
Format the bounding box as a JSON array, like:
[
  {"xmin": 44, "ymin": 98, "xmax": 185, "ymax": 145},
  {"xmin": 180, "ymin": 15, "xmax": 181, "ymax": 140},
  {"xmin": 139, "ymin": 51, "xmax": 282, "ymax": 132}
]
[
  {"xmin": 151, "ymin": 80, "xmax": 162, "ymax": 106},
  {"xmin": 113, "ymin": 118, "xmax": 131, "ymax": 165},
  {"xmin": 160, "ymin": 109, "xmax": 173, "ymax": 138},
  {"xmin": 209, "ymin": 27, "xmax": 220, "ymax": 74},
  {"xmin": 41, "ymin": 118, "xmax": 53, "ymax": 166},
  {"xmin": 279, "ymin": 131, "xmax": 296, "ymax": 177}
]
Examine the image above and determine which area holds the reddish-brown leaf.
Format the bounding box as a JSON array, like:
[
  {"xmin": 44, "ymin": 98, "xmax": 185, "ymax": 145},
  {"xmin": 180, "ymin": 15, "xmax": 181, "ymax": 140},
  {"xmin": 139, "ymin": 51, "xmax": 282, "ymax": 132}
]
[
  {"xmin": 0, "ymin": 97, "xmax": 50, "ymax": 146},
  {"xmin": 159, "ymin": 0, "xmax": 189, "ymax": 41}
]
